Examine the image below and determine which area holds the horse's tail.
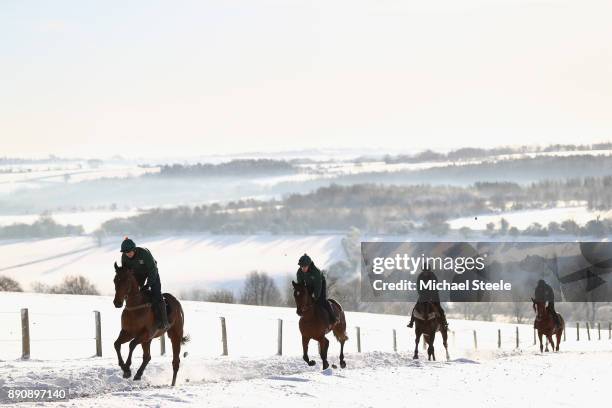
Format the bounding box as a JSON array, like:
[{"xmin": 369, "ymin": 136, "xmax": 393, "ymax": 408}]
[
  {"xmin": 164, "ymin": 293, "xmax": 190, "ymax": 344},
  {"xmin": 333, "ymin": 327, "xmax": 349, "ymax": 343},
  {"xmin": 328, "ymin": 298, "xmax": 342, "ymax": 310},
  {"xmin": 329, "ymin": 298, "xmax": 349, "ymax": 342}
]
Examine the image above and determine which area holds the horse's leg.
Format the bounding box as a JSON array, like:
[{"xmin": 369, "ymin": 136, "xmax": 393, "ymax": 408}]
[
  {"xmin": 339, "ymin": 339, "xmax": 346, "ymax": 368},
  {"xmin": 538, "ymin": 330, "xmax": 544, "ymax": 353},
  {"xmin": 318, "ymin": 336, "xmax": 330, "ymax": 370},
  {"xmin": 302, "ymin": 336, "xmax": 315, "ymax": 366},
  {"xmin": 428, "ymin": 331, "xmax": 436, "ymax": 361},
  {"xmin": 556, "ymin": 330, "xmax": 562, "ymax": 352},
  {"xmin": 133, "ymin": 339, "xmax": 152, "ymax": 381},
  {"xmin": 170, "ymin": 333, "xmax": 181, "ymax": 386},
  {"xmin": 441, "ymin": 329, "xmax": 450, "ymax": 360},
  {"xmin": 546, "ymin": 333, "xmax": 554, "ymax": 352},
  {"xmin": 114, "ymin": 330, "xmax": 133, "ymax": 378},
  {"xmin": 413, "ymin": 328, "xmax": 421, "ymax": 360},
  {"xmin": 124, "ymin": 335, "xmax": 143, "ymax": 377}
]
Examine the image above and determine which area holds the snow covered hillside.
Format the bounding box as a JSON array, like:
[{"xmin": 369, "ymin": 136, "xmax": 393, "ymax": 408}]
[
  {"xmin": 1, "ymin": 292, "xmax": 611, "ymax": 407},
  {"xmin": 0, "ymin": 235, "xmax": 347, "ymax": 294}
]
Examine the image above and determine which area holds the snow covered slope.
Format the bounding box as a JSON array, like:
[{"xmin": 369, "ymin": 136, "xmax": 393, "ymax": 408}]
[{"xmin": 0, "ymin": 234, "xmax": 347, "ymax": 294}]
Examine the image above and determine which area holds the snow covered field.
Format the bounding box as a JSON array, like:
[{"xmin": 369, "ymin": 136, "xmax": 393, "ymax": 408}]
[
  {"xmin": 1, "ymin": 292, "xmax": 611, "ymax": 407},
  {"xmin": 448, "ymin": 205, "xmax": 612, "ymax": 230},
  {"xmin": 0, "ymin": 235, "xmax": 347, "ymax": 294}
]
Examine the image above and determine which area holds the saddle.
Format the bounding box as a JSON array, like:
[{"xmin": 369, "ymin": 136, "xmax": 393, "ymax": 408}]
[
  {"xmin": 413, "ymin": 303, "xmax": 439, "ymax": 321},
  {"xmin": 140, "ymin": 288, "xmax": 172, "ymax": 316}
]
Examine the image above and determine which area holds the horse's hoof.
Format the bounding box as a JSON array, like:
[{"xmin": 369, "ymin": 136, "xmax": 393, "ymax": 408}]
[
  {"xmin": 331, "ymin": 364, "xmax": 338, "ymax": 369},
  {"xmin": 123, "ymin": 370, "xmax": 131, "ymax": 379},
  {"xmin": 340, "ymin": 361, "xmax": 346, "ymax": 369},
  {"xmin": 413, "ymin": 355, "xmax": 418, "ymax": 360},
  {"xmin": 322, "ymin": 362, "xmax": 329, "ymax": 370},
  {"xmin": 133, "ymin": 374, "xmax": 142, "ymax": 381},
  {"xmin": 308, "ymin": 360, "xmax": 316, "ymax": 366}
]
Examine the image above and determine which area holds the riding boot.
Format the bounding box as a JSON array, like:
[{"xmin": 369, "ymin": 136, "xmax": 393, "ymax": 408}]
[
  {"xmin": 158, "ymin": 300, "xmax": 171, "ymax": 330},
  {"xmin": 553, "ymin": 312, "xmax": 561, "ymax": 329}
]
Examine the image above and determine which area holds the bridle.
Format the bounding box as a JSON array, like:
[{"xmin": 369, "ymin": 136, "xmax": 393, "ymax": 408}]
[
  {"xmin": 295, "ymin": 286, "xmax": 314, "ymax": 315},
  {"xmin": 117, "ymin": 270, "xmax": 151, "ymax": 311}
]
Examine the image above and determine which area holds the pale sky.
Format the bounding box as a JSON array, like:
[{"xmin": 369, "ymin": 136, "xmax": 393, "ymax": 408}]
[{"xmin": 1, "ymin": 0, "xmax": 611, "ymax": 158}]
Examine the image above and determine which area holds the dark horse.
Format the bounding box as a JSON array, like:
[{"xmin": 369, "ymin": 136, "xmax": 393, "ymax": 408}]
[
  {"xmin": 532, "ymin": 298, "xmax": 564, "ymax": 352},
  {"xmin": 292, "ymin": 280, "xmax": 348, "ymax": 370},
  {"xmin": 411, "ymin": 302, "xmax": 449, "ymax": 361},
  {"xmin": 112, "ymin": 262, "xmax": 189, "ymax": 385}
]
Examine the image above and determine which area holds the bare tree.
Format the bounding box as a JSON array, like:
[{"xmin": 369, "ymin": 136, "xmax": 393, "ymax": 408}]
[
  {"xmin": 240, "ymin": 271, "xmax": 282, "ymax": 306},
  {"xmin": 206, "ymin": 289, "xmax": 235, "ymax": 304},
  {"xmin": 0, "ymin": 276, "xmax": 22, "ymax": 292},
  {"xmin": 32, "ymin": 275, "xmax": 99, "ymax": 295}
]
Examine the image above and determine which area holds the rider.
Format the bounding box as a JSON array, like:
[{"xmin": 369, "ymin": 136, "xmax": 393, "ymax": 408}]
[
  {"xmin": 407, "ymin": 266, "xmax": 449, "ymax": 330},
  {"xmin": 120, "ymin": 237, "xmax": 170, "ymax": 330},
  {"xmin": 296, "ymin": 254, "xmax": 337, "ymax": 325},
  {"xmin": 534, "ymin": 279, "xmax": 560, "ymax": 328}
]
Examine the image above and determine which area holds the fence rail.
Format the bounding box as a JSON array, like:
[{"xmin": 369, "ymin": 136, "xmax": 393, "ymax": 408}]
[{"xmin": 5, "ymin": 308, "xmax": 612, "ymax": 360}]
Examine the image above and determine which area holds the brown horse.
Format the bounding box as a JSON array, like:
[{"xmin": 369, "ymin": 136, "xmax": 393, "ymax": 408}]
[
  {"xmin": 112, "ymin": 262, "xmax": 189, "ymax": 386},
  {"xmin": 411, "ymin": 302, "xmax": 449, "ymax": 361},
  {"xmin": 292, "ymin": 280, "xmax": 348, "ymax": 370},
  {"xmin": 532, "ymin": 298, "xmax": 564, "ymax": 352}
]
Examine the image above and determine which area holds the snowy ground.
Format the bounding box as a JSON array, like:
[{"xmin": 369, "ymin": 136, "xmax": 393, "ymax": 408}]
[
  {"xmin": 8, "ymin": 350, "xmax": 603, "ymax": 408},
  {"xmin": 1, "ymin": 293, "xmax": 611, "ymax": 407}
]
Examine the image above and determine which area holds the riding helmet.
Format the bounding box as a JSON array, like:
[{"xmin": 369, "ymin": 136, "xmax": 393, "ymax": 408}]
[
  {"xmin": 298, "ymin": 253, "xmax": 312, "ymax": 266},
  {"xmin": 120, "ymin": 237, "xmax": 136, "ymax": 253}
]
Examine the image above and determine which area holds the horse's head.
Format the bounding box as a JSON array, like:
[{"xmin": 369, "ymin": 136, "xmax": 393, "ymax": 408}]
[
  {"xmin": 531, "ymin": 297, "xmax": 546, "ymax": 319},
  {"xmin": 292, "ymin": 280, "xmax": 313, "ymax": 316},
  {"xmin": 113, "ymin": 262, "xmax": 138, "ymax": 308}
]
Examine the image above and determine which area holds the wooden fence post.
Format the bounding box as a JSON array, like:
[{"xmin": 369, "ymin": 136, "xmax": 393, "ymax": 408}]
[
  {"xmin": 497, "ymin": 329, "xmax": 501, "ymax": 349},
  {"xmin": 356, "ymin": 327, "xmax": 361, "ymax": 353},
  {"xmin": 515, "ymin": 326, "xmax": 519, "ymax": 348},
  {"xmin": 586, "ymin": 322, "xmax": 591, "ymax": 341},
  {"xmin": 473, "ymin": 330, "xmax": 477, "ymax": 350},
  {"xmin": 220, "ymin": 317, "xmax": 228, "ymax": 356},
  {"xmin": 598, "ymin": 322, "xmax": 601, "ymax": 340},
  {"xmin": 277, "ymin": 319, "xmax": 283, "ymax": 356},
  {"xmin": 576, "ymin": 322, "xmax": 580, "ymax": 341},
  {"xmin": 160, "ymin": 334, "xmax": 166, "ymax": 355},
  {"xmin": 21, "ymin": 308, "xmax": 30, "ymax": 360},
  {"xmin": 392, "ymin": 329, "xmax": 397, "ymax": 352},
  {"xmin": 94, "ymin": 311, "xmax": 102, "ymax": 357}
]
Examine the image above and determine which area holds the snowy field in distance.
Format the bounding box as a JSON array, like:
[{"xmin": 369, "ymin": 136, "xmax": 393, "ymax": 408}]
[
  {"xmin": 449, "ymin": 205, "xmax": 612, "ymax": 230},
  {"xmin": 0, "ymin": 234, "xmax": 347, "ymax": 295}
]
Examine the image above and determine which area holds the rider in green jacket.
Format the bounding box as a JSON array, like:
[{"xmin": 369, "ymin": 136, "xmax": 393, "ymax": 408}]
[
  {"xmin": 120, "ymin": 237, "xmax": 170, "ymax": 330},
  {"xmin": 296, "ymin": 254, "xmax": 337, "ymax": 324}
]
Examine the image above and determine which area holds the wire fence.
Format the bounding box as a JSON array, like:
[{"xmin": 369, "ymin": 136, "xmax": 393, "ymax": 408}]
[{"xmin": 1, "ymin": 307, "xmax": 612, "ymax": 360}]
